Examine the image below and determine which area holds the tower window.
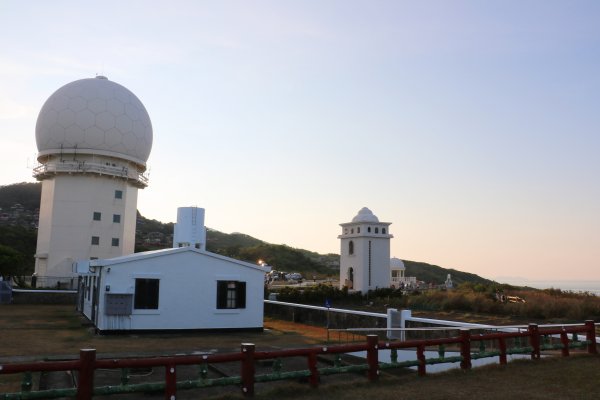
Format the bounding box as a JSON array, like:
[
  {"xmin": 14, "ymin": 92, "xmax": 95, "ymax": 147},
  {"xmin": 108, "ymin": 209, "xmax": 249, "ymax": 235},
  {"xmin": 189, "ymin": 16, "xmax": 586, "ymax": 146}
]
[
  {"xmin": 357, "ymin": 227, "xmax": 360, "ymax": 234},
  {"xmin": 115, "ymin": 190, "xmax": 123, "ymax": 199},
  {"xmin": 382, "ymin": 228, "xmax": 386, "ymax": 234},
  {"xmin": 375, "ymin": 227, "xmax": 379, "ymax": 234},
  {"xmin": 91, "ymin": 236, "xmax": 100, "ymax": 245},
  {"xmin": 368, "ymin": 240, "xmax": 372, "ymax": 286},
  {"xmin": 93, "ymin": 212, "xmax": 101, "ymax": 221},
  {"xmin": 367, "ymin": 227, "xmax": 371, "ymax": 233},
  {"xmin": 349, "ymin": 240, "xmax": 354, "ymax": 255},
  {"xmin": 113, "ymin": 214, "xmax": 121, "ymax": 223},
  {"xmin": 351, "ymin": 228, "xmax": 354, "ymax": 234},
  {"xmin": 111, "ymin": 238, "xmax": 120, "ymax": 247}
]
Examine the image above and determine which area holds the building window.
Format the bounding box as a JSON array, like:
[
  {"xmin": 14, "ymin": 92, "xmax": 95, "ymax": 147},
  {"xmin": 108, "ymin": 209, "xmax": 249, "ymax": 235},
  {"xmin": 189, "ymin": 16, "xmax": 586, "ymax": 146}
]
[
  {"xmin": 351, "ymin": 228, "xmax": 354, "ymax": 234},
  {"xmin": 91, "ymin": 236, "xmax": 100, "ymax": 245},
  {"xmin": 93, "ymin": 212, "xmax": 101, "ymax": 221},
  {"xmin": 368, "ymin": 227, "xmax": 371, "ymax": 233},
  {"xmin": 216, "ymin": 281, "xmax": 246, "ymax": 309},
  {"xmin": 348, "ymin": 240, "xmax": 354, "ymax": 255},
  {"xmin": 375, "ymin": 227, "xmax": 379, "ymax": 234},
  {"xmin": 382, "ymin": 228, "xmax": 386, "ymax": 234},
  {"xmin": 368, "ymin": 240, "xmax": 372, "ymax": 286},
  {"xmin": 357, "ymin": 227, "xmax": 360, "ymax": 234},
  {"xmin": 113, "ymin": 214, "xmax": 121, "ymax": 223},
  {"xmin": 111, "ymin": 238, "xmax": 120, "ymax": 247},
  {"xmin": 134, "ymin": 278, "xmax": 159, "ymax": 309},
  {"xmin": 115, "ymin": 190, "xmax": 123, "ymax": 199}
]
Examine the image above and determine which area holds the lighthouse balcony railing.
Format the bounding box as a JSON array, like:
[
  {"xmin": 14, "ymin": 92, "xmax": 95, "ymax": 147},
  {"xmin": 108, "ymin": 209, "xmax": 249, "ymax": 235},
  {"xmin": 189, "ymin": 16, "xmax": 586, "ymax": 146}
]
[{"xmin": 33, "ymin": 161, "xmax": 148, "ymax": 186}]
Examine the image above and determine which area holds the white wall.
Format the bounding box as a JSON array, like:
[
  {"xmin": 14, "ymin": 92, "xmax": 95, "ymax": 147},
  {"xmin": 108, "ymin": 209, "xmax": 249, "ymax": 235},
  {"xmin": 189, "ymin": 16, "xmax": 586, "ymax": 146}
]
[{"xmin": 35, "ymin": 167, "xmax": 139, "ymax": 277}]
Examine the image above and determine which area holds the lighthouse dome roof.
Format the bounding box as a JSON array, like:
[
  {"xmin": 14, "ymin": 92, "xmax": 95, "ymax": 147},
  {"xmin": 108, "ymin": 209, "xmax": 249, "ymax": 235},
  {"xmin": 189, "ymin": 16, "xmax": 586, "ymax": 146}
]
[
  {"xmin": 351, "ymin": 207, "xmax": 379, "ymax": 223},
  {"xmin": 390, "ymin": 257, "xmax": 405, "ymax": 269}
]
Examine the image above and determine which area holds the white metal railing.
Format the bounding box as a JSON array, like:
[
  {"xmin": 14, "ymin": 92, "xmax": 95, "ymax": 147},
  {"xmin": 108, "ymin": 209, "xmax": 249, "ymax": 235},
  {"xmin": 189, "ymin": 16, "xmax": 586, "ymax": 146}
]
[
  {"xmin": 264, "ymin": 299, "xmax": 386, "ymax": 318},
  {"xmin": 264, "ymin": 301, "xmax": 600, "ymax": 343},
  {"xmin": 33, "ymin": 161, "xmax": 148, "ymax": 186}
]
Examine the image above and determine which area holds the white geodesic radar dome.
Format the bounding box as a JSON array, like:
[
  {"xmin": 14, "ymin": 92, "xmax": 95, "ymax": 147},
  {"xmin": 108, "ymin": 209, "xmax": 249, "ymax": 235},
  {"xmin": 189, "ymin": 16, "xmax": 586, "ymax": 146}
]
[{"xmin": 35, "ymin": 76, "xmax": 153, "ymax": 167}]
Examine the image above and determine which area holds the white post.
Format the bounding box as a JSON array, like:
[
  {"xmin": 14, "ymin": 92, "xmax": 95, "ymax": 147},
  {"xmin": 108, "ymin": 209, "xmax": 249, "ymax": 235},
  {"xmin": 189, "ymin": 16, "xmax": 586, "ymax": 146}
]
[
  {"xmin": 400, "ymin": 309, "xmax": 412, "ymax": 342},
  {"xmin": 386, "ymin": 308, "xmax": 397, "ymax": 339}
]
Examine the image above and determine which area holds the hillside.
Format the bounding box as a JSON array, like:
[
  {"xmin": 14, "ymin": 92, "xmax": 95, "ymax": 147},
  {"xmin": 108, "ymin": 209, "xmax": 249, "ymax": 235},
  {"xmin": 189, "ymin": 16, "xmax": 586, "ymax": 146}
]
[
  {"xmin": 404, "ymin": 260, "xmax": 494, "ymax": 286},
  {"xmin": 0, "ymin": 182, "xmax": 494, "ymax": 285}
]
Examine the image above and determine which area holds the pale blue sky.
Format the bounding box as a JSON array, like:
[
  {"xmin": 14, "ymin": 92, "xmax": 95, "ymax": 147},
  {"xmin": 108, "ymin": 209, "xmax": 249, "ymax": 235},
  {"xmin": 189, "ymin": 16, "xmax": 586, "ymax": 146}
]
[{"xmin": 1, "ymin": 1, "xmax": 598, "ymax": 281}]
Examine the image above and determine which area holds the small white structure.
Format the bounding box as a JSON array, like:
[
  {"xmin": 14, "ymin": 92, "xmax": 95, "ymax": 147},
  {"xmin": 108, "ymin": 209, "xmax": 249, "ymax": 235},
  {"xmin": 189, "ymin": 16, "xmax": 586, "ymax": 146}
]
[
  {"xmin": 173, "ymin": 206, "xmax": 206, "ymax": 249},
  {"xmin": 339, "ymin": 207, "xmax": 393, "ymax": 292},
  {"xmin": 390, "ymin": 257, "xmax": 417, "ymax": 288},
  {"xmin": 33, "ymin": 76, "xmax": 152, "ymax": 278},
  {"xmin": 77, "ymin": 207, "xmax": 269, "ymax": 332},
  {"xmin": 445, "ymin": 273, "xmax": 454, "ymax": 289}
]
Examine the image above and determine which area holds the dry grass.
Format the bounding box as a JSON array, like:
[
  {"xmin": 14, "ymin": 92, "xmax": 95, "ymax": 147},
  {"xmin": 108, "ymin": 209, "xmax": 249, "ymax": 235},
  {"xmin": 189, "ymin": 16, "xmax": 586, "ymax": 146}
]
[
  {"xmin": 209, "ymin": 354, "xmax": 600, "ymax": 400},
  {"xmin": 0, "ymin": 305, "xmax": 322, "ymax": 360}
]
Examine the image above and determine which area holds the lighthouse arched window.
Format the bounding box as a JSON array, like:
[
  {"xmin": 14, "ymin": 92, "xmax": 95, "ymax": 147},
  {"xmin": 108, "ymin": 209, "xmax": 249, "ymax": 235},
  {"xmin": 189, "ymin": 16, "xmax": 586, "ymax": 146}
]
[{"xmin": 348, "ymin": 240, "xmax": 354, "ymax": 255}]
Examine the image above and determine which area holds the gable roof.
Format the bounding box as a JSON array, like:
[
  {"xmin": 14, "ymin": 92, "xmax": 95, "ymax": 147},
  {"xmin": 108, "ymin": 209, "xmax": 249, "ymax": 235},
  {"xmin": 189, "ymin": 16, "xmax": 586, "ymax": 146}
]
[{"xmin": 88, "ymin": 247, "xmax": 270, "ymax": 273}]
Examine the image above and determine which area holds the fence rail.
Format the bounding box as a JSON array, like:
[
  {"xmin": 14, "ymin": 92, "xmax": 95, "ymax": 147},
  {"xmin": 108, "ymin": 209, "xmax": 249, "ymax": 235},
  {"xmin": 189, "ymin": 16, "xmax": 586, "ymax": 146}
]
[{"xmin": 0, "ymin": 320, "xmax": 596, "ymax": 399}]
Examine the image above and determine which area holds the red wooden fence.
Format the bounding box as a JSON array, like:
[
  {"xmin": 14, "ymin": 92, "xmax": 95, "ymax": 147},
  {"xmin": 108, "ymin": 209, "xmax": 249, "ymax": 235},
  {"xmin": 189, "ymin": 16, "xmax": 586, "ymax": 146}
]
[{"xmin": 0, "ymin": 320, "xmax": 596, "ymax": 399}]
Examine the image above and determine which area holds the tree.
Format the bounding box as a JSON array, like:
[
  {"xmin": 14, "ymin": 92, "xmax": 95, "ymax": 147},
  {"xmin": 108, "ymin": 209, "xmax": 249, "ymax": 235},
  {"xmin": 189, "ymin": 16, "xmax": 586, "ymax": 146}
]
[{"xmin": 0, "ymin": 244, "xmax": 26, "ymax": 278}]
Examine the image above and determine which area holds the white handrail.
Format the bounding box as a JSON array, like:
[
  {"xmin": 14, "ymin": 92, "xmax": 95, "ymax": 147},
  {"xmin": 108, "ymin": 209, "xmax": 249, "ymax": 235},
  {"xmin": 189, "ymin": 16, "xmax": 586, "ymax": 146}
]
[{"xmin": 264, "ymin": 299, "xmax": 386, "ymax": 318}]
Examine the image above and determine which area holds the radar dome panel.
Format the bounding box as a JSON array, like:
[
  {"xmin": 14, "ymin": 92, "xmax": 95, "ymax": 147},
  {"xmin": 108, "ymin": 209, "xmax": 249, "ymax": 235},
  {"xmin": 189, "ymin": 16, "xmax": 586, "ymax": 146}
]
[{"xmin": 36, "ymin": 77, "xmax": 153, "ymax": 166}]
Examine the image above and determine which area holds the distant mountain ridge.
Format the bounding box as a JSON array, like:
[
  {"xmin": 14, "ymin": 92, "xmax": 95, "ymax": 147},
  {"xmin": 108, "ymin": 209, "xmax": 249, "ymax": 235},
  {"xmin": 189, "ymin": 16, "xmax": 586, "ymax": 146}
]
[{"xmin": 0, "ymin": 182, "xmax": 493, "ymax": 285}]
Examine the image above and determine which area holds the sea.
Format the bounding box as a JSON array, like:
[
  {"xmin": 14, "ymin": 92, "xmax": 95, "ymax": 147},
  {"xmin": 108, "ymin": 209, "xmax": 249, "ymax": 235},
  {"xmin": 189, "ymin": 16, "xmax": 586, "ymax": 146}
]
[{"xmin": 496, "ymin": 279, "xmax": 600, "ymax": 295}]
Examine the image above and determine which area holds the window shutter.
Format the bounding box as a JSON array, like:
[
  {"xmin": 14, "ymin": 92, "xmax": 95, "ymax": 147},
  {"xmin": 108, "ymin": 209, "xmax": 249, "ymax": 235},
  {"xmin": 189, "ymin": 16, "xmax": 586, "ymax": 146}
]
[
  {"xmin": 216, "ymin": 281, "xmax": 228, "ymax": 309},
  {"xmin": 237, "ymin": 282, "xmax": 246, "ymax": 309}
]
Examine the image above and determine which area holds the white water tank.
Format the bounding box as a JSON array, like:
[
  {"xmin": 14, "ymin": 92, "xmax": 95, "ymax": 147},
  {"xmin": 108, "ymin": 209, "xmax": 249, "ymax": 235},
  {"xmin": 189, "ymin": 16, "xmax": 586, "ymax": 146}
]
[{"xmin": 173, "ymin": 207, "xmax": 206, "ymax": 250}]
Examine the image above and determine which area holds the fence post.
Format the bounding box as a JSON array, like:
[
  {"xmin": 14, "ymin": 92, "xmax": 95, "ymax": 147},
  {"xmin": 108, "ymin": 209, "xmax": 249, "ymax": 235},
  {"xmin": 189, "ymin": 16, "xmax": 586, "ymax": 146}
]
[
  {"xmin": 560, "ymin": 331, "xmax": 570, "ymax": 357},
  {"xmin": 77, "ymin": 349, "xmax": 96, "ymax": 400},
  {"xmin": 241, "ymin": 343, "xmax": 255, "ymax": 397},
  {"xmin": 585, "ymin": 320, "xmax": 597, "ymax": 354},
  {"xmin": 416, "ymin": 344, "xmax": 426, "ymax": 376},
  {"xmin": 307, "ymin": 351, "xmax": 319, "ymax": 388},
  {"xmin": 498, "ymin": 337, "xmax": 507, "ymax": 365},
  {"xmin": 528, "ymin": 324, "xmax": 540, "ymax": 359},
  {"xmin": 165, "ymin": 364, "xmax": 177, "ymax": 400},
  {"xmin": 366, "ymin": 335, "xmax": 379, "ymax": 381},
  {"xmin": 459, "ymin": 329, "xmax": 471, "ymax": 370}
]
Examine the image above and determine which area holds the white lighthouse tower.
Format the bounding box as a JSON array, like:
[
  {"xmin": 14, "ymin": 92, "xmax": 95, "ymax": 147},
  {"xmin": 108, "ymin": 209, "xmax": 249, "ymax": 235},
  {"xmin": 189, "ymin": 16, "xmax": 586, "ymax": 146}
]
[
  {"xmin": 339, "ymin": 207, "xmax": 393, "ymax": 292},
  {"xmin": 33, "ymin": 76, "xmax": 153, "ymax": 279}
]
